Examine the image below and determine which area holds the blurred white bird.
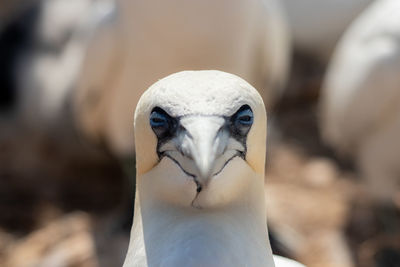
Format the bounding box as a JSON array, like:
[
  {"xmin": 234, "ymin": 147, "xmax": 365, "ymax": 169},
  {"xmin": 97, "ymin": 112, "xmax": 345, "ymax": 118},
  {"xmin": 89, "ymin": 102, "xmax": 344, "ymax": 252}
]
[
  {"xmin": 320, "ymin": 0, "xmax": 400, "ymax": 204},
  {"xmin": 281, "ymin": 0, "xmax": 373, "ymax": 61},
  {"xmin": 123, "ymin": 70, "xmax": 305, "ymax": 267},
  {"xmin": 16, "ymin": 0, "xmax": 115, "ymax": 131},
  {"xmin": 73, "ymin": 0, "xmax": 291, "ymax": 157}
]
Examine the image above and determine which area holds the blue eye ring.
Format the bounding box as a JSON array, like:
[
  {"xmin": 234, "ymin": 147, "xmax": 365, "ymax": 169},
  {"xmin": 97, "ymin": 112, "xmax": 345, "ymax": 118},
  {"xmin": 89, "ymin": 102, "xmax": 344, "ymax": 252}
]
[
  {"xmin": 230, "ymin": 105, "xmax": 253, "ymax": 137},
  {"xmin": 235, "ymin": 106, "xmax": 253, "ymax": 126},
  {"xmin": 150, "ymin": 107, "xmax": 178, "ymax": 139},
  {"xmin": 150, "ymin": 110, "xmax": 168, "ymax": 128}
]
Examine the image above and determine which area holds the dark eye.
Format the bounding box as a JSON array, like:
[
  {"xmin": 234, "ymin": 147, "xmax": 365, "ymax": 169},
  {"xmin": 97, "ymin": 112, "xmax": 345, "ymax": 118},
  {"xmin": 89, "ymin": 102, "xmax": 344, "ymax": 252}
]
[
  {"xmin": 150, "ymin": 111, "xmax": 168, "ymax": 127},
  {"xmin": 150, "ymin": 107, "xmax": 176, "ymax": 138},
  {"xmin": 236, "ymin": 108, "xmax": 253, "ymax": 125},
  {"xmin": 231, "ymin": 105, "xmax": 253, "ymax": 136}
]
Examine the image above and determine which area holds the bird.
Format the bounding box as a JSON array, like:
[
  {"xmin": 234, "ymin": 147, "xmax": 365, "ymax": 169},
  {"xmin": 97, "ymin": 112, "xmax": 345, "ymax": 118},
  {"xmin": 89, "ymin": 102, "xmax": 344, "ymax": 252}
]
[
  {"xmin": 123, "ymin": 70, "xmax": 305, "ymax": 267},
  {"xmin": 16, "ymin": 0, "xmax": 115, "ymax": 132},
  {"xmin": 72, "ymin": 0, "xmax": 291, "ymax": 157},
  {"xmin": 319, "ymin": 0, "xmax": 400, "ymax": 204},
  {"xmin": 280, "ymin": 0, "xmax": 373, "ymax": 61}
]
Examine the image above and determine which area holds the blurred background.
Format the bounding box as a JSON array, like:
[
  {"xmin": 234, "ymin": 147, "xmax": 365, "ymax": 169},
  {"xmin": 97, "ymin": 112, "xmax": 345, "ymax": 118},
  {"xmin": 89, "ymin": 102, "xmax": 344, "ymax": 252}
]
[{"xmin": 1, "ymin": 0, "xmax": 399, "ymax": 267}]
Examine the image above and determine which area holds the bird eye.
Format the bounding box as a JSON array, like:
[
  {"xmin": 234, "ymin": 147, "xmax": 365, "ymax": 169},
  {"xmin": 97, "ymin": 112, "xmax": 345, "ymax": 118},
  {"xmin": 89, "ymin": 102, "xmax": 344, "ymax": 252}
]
[
  {"xmin": 236, "ymin": 108, "xmax": 253, "ymax": 125},
  {"xmin": 231, "ymin": 105, "xmax": 253, "ymax": 136},
  {"xmin": 150, "ymin": 107, "xmax": 176, "ymax": 138},
  {"xmin": 150, "ymin": 111, "xmax": 168, "ymax": 128}
]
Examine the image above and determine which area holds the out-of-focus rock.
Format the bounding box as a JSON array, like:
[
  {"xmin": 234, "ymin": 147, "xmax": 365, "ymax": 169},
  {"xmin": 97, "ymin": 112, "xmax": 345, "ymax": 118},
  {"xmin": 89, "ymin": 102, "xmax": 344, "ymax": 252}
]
[
  {"xmin": 319, "ymin": 0, "xmax": 400, "ymax": 204},
  {"xmin": 358, "ymin": 234, "xmax": 400, "ymax": 267},
  {"xmin": 90, "ymin": 214, "xmax": 129, "ymax": 267},
  {"xmin": 0, "ymin": 229, "xmax": 15, "ymax": 266},
  {"xmin": 0, "ymin": 0, "xmax": 38, "ymax": 32},
  {"xmin": 301, "ymin": 158, "xmax": 338, "ymax": 187},
  {"xmin": 73, "ymin": 0, "xmax": 291, "ymax": 156},
  {"xmin": 4, "ymin": 212, "xmax": 98, "ymax": 267},
  {"xmin": 281, "ymin": 0, "xmax": 373, "ymax": 61},
  {"xmin": 0, "ymin": 119, "xmax": 125, "ymax": 266},
  {"xmin": 266, "ymin": 145, "xmax": 355, "ymax": 267}
]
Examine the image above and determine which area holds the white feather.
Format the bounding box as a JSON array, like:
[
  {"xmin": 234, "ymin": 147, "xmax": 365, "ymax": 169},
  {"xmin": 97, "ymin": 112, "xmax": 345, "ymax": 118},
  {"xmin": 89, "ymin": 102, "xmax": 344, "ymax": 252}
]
[
  {"xmin": 281, "ymin": 0, "xmax": 373, "ymax": 60},
  {"xmin": 17, "ymin": 0, "xmax": 115, "ymax": 129},
  {"xmin": 320, "ymin": 0, "xmax": 400, "ymax": 202}
]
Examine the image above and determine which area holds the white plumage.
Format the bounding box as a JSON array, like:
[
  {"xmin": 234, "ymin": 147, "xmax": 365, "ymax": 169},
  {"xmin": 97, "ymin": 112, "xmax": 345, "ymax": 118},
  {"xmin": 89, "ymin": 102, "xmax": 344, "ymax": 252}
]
[
  {"xmin": 320, "ymin": 0, "xmax": 400, "ymax": 203},
  {"xmin": 17, "ymin": 0, "xmax": 114, "ymax": 130},
  {"xmin": 73, "ymin": 0, "xmax": 291, "ymax": 156},
  {"xmin": 281, "ymin": 0, "xmax": 373, "ymax": 61},
  {"xmin": 123, "ymin": 70, "xmax": 305, "ymax": 267}
]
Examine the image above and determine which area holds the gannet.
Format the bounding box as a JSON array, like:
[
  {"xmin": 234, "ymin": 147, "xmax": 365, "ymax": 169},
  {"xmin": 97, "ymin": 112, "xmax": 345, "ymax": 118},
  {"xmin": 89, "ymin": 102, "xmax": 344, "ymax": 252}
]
[
  {"xmin": 16, "ymin": 0, "xmax": 115, "ymax": 130},
  {"xmin": 123, "ymin": 70, "xmax": 305, "ymax": 267},
  {"xmin": 319, "ymin": 0, "xmax": 400, "ymax": 203},
  {"xmin": 73, "ymin": 0, "xmax": 291, "ymax": 157},
  {"xmin": 280, "ymin": 0, "xmax": 372, "ymax": 61}
]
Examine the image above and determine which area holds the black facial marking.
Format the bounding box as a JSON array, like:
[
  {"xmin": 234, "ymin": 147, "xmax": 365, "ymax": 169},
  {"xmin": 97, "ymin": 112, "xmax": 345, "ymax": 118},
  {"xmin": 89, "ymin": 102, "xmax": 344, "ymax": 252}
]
[
  {"xmin": 163, "ymin": 154, "xmax": 196, "ymax": 178},
  {"xmin": 229, "ymin": 105, "xmax": 253, "ymax": 137},
  {"xmin": 150, "ymin": 107, "xmax": 179, "ymax": 158},
  {"xmin": 212, "ymin": 152, "xmax": 243, "ymax": 177},
  {"xmin": 196, "ymin": 183, "xmax": 202, "ymax": 193},
  {"xmin": 227, "ymin": 105, "xmax": 253, "ymax": 159},
  {"xmin": 151, "ymin": 105, "xmax": 253, "ymax": 161}
]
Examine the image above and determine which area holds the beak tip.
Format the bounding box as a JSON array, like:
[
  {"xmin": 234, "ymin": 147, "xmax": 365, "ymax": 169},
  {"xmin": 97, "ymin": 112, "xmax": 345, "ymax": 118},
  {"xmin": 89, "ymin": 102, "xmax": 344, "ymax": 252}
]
[
  {"xmin": 197, "ymin": 156, "xmax": 215, "ymax": 181},
  {"xmin": 198, "ymin": 166, "xmax": 212, "ymax": 181}
]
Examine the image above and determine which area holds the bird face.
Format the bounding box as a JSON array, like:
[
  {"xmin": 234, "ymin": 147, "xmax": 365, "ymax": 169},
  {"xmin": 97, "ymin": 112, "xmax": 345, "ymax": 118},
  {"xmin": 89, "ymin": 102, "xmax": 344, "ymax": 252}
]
[
  {"xmin": 134, "ymin": 71, "xmax": 266, "ymax": 208},
  {"xmin": 151, "ymin": 104, "xmax": 253, "ymax": 188}
]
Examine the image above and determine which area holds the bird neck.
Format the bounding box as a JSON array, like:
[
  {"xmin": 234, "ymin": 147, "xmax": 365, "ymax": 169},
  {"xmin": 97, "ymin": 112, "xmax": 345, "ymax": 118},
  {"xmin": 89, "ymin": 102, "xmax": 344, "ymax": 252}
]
[{"xmin": 124, "ymin": 173, "xmax": 275, "ymax": 267}]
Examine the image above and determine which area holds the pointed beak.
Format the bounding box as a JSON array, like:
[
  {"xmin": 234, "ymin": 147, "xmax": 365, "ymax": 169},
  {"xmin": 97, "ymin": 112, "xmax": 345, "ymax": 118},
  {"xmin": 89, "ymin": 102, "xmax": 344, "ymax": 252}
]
[{"xmin": 178, "ymin": 116, "xmax": 228, "ymax": 184}]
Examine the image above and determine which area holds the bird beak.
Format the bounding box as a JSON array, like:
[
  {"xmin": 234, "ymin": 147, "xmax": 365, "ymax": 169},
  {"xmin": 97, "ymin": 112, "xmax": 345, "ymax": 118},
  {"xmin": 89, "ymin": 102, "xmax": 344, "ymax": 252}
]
[{"xmin": 178, "ymin": 116, "xmax": 228, "ymax": 184}]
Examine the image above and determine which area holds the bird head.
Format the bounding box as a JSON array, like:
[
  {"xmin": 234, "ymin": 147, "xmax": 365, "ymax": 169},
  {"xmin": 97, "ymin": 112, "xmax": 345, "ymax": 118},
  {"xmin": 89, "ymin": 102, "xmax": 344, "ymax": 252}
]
[{"xmin": 134, "ymin": 70, "xmax": 267, "ymax": 209}]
